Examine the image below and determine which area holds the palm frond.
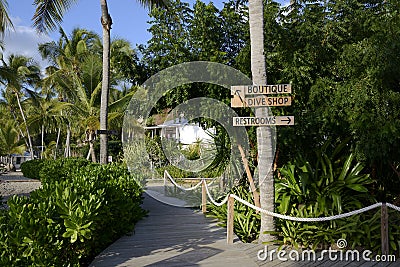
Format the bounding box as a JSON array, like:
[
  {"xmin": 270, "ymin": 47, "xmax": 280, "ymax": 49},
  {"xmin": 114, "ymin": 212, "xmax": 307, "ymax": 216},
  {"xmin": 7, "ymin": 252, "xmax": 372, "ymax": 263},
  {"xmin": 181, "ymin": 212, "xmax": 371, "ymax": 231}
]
[
  {"xmin": 33, "ymin": 0, "xmax": 78, "ymax": 33},
  {"xmin": 137, "ymin": 0, "xmax": 170, "ymax": 10},
  {"xmin": 0, "ymin": 0, "xmax": 13, "ymax": 36}
]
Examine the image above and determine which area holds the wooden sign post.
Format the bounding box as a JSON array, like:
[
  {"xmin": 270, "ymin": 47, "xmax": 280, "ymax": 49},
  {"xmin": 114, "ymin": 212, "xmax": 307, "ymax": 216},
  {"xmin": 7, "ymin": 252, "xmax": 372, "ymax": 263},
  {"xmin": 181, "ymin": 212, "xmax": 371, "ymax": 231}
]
[{"xmin": 231, "ymin": 84, "xmax": 294, "ymax": 127}]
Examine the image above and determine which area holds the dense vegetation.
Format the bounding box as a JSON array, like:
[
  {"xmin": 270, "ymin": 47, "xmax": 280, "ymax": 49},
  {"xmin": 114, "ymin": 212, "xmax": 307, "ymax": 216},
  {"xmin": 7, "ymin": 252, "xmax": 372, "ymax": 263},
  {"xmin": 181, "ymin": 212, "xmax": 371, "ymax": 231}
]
[
  {"xmin": 0, "ymin": 0, "xmax": 399, "ymax": 255},
  {"xmin": 0, "ymin": 158, "xmax": 145, "ymax": 266}
]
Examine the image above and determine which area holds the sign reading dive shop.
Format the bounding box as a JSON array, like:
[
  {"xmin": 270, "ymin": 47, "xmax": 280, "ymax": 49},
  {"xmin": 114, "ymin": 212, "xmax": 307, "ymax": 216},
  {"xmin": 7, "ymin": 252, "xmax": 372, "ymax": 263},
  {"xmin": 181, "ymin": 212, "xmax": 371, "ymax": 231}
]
[
  {"xmin": 231, "ymin": 95, "xmax": 291, "ymax": 107},
  {"xmin": 233, "ymin": 116, "xmax": 294, "ymax": 126}
]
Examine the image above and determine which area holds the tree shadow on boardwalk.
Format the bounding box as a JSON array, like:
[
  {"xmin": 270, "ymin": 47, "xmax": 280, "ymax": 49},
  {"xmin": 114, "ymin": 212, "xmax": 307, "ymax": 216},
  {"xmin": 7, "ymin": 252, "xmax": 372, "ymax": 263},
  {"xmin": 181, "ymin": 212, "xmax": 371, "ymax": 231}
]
[{"xmin": 90, "ymin": 193, "xmax": 257, "ymax": 267}]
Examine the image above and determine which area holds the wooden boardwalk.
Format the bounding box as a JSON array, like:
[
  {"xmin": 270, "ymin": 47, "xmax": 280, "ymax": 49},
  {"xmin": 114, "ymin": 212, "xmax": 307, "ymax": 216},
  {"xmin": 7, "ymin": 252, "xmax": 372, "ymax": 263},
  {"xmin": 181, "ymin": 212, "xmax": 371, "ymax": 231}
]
[
  {"xmin": 90, "ymin": 193, "xmax": 398, "ymax": 267},
  {"xmin": 89, "ymin": 193, "xmax": 258, "ymax": 267}
]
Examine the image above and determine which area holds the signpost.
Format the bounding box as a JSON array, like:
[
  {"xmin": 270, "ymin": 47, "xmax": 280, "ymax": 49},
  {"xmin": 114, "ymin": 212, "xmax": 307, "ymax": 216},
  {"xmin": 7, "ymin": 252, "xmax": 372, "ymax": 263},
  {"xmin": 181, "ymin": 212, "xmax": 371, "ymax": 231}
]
[
  {"xmin": 96, "ymin": 130, "xmax": 119, "ymax": 135},
  {"xmin": 231, "ymin": 84, "xmax": 294, "ymax": 127}
]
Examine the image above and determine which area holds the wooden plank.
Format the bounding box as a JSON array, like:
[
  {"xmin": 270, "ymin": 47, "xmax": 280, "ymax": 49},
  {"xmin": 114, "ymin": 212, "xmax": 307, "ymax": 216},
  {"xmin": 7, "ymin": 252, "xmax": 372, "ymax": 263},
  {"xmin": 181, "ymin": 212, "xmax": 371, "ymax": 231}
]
[
  {"xmin": 381, "ymin": 203, "xmax": 389, "ymax": 255},
  {"xmin": 90, "ymin": 193, "xmax": 258, "ymax": 267},
  {"xmin": 202, "ymin": 180, "xmax": 207, "ymax": 214},
  {"xmin": 227, "ymin": 195, "xmax": 235, "ymax": 244}
]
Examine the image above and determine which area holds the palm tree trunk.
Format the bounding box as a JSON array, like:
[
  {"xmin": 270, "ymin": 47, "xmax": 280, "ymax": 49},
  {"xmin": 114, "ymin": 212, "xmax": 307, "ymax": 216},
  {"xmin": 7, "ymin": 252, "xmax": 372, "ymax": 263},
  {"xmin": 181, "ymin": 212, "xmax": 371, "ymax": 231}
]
[
  {"xmin": 15, "ymin": 92, "xmax": 34, "ymax": 159},
  {"xmin": 64, "ymin": 123, "xmax": 71, "ymax": 157},
  {"xmin": 99, "ymin": 0, "xmax": 112, "ymax": 164},
  {"xmin": 86, "ymin": 131, "xmax": 97, "ymax": 162},
  {"xmin": 55, "ymin": 127, "xmax": 61, "ymax": 159},
  {"xmin": 41, "ymin": 124, "xmax": 45, "ymax": 159},
  {"xmin": 248, "ymin": 0, "xmax": 276, "ymax": 242}
]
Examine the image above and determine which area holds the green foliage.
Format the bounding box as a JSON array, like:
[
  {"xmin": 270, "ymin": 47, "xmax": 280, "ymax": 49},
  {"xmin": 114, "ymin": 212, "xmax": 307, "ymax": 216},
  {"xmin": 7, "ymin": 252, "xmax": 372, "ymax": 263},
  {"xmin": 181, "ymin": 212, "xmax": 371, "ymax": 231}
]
[
  {"xmin": 0, "ymin": 158, "xmax": 145, "ymax": 266},
  {"xmin": 270, "ymin": 143, "xmax": 400, "ymax": 252},
  {"xmin": 20, "ymin": 159, "xmax": 48, "ymax": 179},
  {"xmin": 157, "ymin": 165, "xmax": 195, "ymax": 179},
  {"xmin": 38, "ymin": 157, "xmax": 94, "ymax": 183},
  {"xmin": 206, "ymin": 184, "xmax": 260, "ymax": 243}
]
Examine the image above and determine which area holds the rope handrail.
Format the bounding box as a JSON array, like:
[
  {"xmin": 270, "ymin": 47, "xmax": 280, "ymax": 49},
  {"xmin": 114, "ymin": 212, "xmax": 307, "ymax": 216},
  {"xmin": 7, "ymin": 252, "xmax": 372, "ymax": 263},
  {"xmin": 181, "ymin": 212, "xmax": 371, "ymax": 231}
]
[
  {"xmin": 203, "ymin": 181, "xmax": 400, "ymax": 222},
  {"xmin": 164, "ymin": 170, "xmax": 214, "ymax": 192},
  {"xmin": 172, "ymin": 177, "xmax": 214, "ymax": 180}
]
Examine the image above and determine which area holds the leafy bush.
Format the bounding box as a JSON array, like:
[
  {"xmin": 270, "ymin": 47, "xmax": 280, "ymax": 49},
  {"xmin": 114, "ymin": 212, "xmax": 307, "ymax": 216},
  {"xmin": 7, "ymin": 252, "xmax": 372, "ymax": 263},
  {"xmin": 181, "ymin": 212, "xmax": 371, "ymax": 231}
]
[
  {"xmin": 157, "ymin": 165, "xmax": 196, "ymax": 178},
  {"xmin": 270, "ymin": 144, "xmax": 400, "ymax": 253},
  {"xmin": 206, "ymin": 183, "xmax": 261, "ymax": 243},
  {"xmin": 20, "ymin": 159, "xmax": 48, "ymax": 179},
  {"xmin": 0, "ymin": 158, "xmax": 146, "ymax": 266},
  {"xmin": 39, "ymin": 157, "xmax": 94, "ymax": 183}
]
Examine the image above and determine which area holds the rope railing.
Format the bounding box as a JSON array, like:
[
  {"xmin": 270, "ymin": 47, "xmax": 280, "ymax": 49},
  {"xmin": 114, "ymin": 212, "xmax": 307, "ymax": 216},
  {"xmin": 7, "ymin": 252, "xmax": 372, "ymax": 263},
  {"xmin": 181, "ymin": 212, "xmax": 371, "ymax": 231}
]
[
  {"xmin": 161, "ymin": 170, "xmax": 400, "ymax": 254},
  {"xmin": 163, "ymin": 170, "xmax": 214, "ymax": 192},
  {"xmin": 200, "ymin": 178, "xmax": 400, "ymax": 253}
]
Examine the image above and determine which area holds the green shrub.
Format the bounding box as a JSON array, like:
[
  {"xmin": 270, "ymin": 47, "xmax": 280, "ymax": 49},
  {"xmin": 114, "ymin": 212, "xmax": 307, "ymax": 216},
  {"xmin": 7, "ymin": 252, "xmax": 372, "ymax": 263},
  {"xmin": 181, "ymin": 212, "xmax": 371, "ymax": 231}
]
[
  {"xmin": 20, "ymin": 159, "xmax": 48, "ymax": 179},
  {"xmin": 0, "ymin": 159, "xmax": 146, "ymax": 266},
  {"xmin": 157, "ymin": 165, "xmax": 196, "ymax": 178},
  {"xmin": 39, "ymin": 157, "xmax": 94, "ymax": 183},
  {"xmin": 269, "ymin": 144, "xmax": 400, "ymax": 254},
  {"xmin": 206, "ymin": 183, "xmax": 261, "ymax": 243}
]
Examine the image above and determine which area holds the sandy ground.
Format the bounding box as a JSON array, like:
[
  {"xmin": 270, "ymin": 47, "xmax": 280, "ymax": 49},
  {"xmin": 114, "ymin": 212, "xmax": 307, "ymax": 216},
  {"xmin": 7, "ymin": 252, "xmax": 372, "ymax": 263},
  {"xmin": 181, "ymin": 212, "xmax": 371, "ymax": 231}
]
[{"xmin": 0, "ymin": 172, "xmax": 41, "ymax": 202}]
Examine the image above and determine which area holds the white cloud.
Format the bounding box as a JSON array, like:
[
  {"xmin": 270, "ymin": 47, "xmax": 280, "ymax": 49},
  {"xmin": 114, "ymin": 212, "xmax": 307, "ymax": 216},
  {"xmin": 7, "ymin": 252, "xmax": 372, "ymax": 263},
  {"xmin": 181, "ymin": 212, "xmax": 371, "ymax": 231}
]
[{"xmin": 2, "ymin": 17, "xmax": 52, "ymax": 70}]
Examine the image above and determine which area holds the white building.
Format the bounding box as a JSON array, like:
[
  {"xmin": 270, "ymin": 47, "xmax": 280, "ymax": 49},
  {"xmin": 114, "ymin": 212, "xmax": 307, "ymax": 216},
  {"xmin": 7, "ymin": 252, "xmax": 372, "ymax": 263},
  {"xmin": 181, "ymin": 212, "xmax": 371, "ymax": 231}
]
[{"xmin": 145, "ymin": 117, "xmax": 215, "ymax": 145}]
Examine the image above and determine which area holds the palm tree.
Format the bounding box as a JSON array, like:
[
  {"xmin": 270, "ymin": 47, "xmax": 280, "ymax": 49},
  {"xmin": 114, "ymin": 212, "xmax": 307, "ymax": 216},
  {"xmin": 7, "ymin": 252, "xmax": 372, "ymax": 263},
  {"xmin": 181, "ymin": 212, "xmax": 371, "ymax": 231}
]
[
  {"xmin": 40, "ymin": 27, "xmax": 100, "ymax": 157},
  {"xmin": 0, "ymin": 120, "xmax": 25, "ymax": 164},
  {"xmin": 26, "ymin": 95, "xmax": 71, "ymax": 159},
  {"xmin": 248, "ymin": 0, "xmax": 275, "ymax": 242},
  {"xmin": 32, "ymin": 0, "xmax": 168, "ymax": 164},
  {"xmin": 0, "ymin": 55, "xmax": 41, "ymax": 159},
  {"xmin": 0, "ymin": 0, "xmax": 13, "ymax": 36}
]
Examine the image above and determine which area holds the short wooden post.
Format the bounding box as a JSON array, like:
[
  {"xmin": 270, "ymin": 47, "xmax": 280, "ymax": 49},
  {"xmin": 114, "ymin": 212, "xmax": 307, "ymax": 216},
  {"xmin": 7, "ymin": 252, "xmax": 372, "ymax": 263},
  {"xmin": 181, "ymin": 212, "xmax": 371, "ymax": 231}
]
[
  {"xmin": 202, "ymin": 179, "xmax": 207, "ymax": 214},
  {"xmin": 381, "ymin": 203, "xmax": 389, "ymax": 255},
  {"xmin": 227, "ymin": 195, "xmax": 234, "ymax": 244}
]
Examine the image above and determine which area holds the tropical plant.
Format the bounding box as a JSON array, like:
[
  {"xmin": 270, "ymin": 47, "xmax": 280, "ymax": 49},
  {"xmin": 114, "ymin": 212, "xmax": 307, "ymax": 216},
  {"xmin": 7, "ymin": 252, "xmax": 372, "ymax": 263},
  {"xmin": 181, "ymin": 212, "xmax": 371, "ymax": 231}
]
[
  {"xmin": 0, "ymin": 0, "xmax": 13, "ymax": 35},
  {"xmin": 206, "ymin": 183, "xmax": 261, "ymax": 243},
  {"xmin": 0, "ymin": 158, "xmax": 146, "ymax": 266},
  {"xmin": 40, "ymin": 28, "xmax": 136, "ymax": 162},
  {"xmin": 0, "ymin": 54, "xmax": 41, "ymax": 159},
  {"xmin": 0, "ymin": 120, "xmax": 25, "ymax": 162},
  {"xmin": 271, "ymin": 142, "xmax": 377, "ymax": 249},
  {"xmin": 26, "ymin": 95, "xmax": 71, "ymax": 159},
  {"xmin": 33, "ymin": 0, "xmax": 168, "ymax": 164}
]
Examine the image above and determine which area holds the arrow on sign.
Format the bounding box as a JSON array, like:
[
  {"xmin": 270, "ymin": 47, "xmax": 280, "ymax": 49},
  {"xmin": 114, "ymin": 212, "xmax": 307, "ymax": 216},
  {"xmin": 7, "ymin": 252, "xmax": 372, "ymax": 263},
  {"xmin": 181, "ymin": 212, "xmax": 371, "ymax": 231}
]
[
  {"xmin": 233, "ymin": 116, "xmax": 295, "ymax": 126},
  {"xmin": 280, "ymin": 117, "xmax": 292, "ymax": 125}
]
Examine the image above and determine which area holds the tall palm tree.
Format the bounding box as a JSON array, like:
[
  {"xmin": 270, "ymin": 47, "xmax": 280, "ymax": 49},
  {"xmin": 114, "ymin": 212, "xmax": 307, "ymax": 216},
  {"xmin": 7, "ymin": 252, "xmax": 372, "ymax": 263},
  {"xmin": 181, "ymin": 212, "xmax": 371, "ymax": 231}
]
[
  {"xmin": 26, "ymin": 95, "xmax": 71, "ymax": 159},
  {"xmin": 248, "ymin": 0, "xmax": 275, "ymax": 242},
  {"xmin": 40, "ymin": 27, "xmax": 100, "ymax": 157},
  {"xmin": 0, "ymin": 55, "xmax": 41, "ymax": 159},
  {"xmin": 32, "ymin": 0, "xmax": 168, "ymax": 164}
]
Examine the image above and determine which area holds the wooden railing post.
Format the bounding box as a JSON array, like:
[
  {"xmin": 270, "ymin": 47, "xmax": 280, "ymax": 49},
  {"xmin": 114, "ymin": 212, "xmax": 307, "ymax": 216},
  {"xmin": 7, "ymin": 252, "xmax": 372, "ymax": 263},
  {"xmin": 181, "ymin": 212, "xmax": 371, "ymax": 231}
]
[
  {"xmin": 202, "ymin": 179, "xmax": 207, "ymax": 214},
  {"xmin": 227, "ymin": 195, "xmax": 234, "ymax": 244},
  {"xmin": 381, "ymin": 202, "xmax": 389, "ymax": 255}
]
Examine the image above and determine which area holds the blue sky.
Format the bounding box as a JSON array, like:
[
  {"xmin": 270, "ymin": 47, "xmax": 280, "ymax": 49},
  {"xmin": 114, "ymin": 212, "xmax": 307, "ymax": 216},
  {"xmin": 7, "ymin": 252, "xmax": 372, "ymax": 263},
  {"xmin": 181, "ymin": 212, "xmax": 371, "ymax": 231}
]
[{"xmin": 3, "ymin": 0, "xmax": 288, "ymax": 68}]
